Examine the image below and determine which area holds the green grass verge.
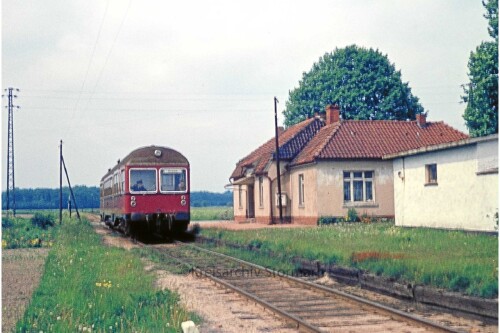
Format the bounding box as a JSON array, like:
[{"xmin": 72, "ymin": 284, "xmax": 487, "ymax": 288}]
[
  {"xmin": 201, "ymin": 222, "xmax": 498, "ymax": 298},
  {"xmin": 16, "ymin": 217, "xmax": 197, "ymax": 332}
]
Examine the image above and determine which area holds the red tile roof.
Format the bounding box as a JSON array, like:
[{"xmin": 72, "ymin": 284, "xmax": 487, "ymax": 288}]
[
  {"xmin": 292, "ymin": 120, "xmax": 468, "ymax": 166},
  {"xmin": 230, "ymin": 118, "xmax": 322, "ymax": 180}
]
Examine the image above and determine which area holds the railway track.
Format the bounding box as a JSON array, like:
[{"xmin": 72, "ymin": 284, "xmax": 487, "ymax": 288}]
[{"xmin": 145, "ymin": 240, "xmax": 463, "ymax": 333}]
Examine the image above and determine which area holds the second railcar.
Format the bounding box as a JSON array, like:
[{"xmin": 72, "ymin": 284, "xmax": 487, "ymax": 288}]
[{"xmin": 100, "ymin": 145, "xmax": 190, "ymax": 238}]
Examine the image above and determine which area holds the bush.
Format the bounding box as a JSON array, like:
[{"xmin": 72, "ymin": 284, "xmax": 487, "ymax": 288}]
[
  {"xmin": 318, "ymin": 216, "xmax": 342, "ymax": 225},
  {"xmin": 346, "ymin": 208, "xmax": 358, "ymax": 222},
  {"xmin": 31, "ymin": 213, "xmax": 55, "ymax": 229}
]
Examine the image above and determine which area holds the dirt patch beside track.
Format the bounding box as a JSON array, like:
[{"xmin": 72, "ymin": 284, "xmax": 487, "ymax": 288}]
[{"xmin": 2, "ymin": 248, "xmax": 49, "ymax": 332}]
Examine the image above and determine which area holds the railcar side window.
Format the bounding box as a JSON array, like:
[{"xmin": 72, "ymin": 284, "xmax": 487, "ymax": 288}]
[
  {"xmin": 121, "ymin": 170, "xmax": 125, "ymax": 193},
  {"xmin": 130, "ymin": 169, "xmax": 157, "ymax": 193},
  {"xmin": 160, "ymin": 168, "xmax": 187, "ymax": 193}
]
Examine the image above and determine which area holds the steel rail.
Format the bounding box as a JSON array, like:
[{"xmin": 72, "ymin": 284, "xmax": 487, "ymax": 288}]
[
  {"xmin": 174, "ymin": 241, "xmax": 463, "ymax": 333},
  {"xmin": 148, "ymin": 244, "xmax": 323, "ymax": 332}
]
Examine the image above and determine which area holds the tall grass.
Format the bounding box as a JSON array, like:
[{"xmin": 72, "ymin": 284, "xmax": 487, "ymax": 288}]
[
  {"xmin": 17, "ymin": 217, "xmax": 196, "ymax": 332},
  {"xmin": 201, "ymin": 222, "xmax": 498, "ymax": 298}
]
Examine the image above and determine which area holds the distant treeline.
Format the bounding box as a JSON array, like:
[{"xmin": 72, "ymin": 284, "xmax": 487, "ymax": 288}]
[{"xmin": 2, "ymin": 187, "xmax": 233, "ymax": 209}]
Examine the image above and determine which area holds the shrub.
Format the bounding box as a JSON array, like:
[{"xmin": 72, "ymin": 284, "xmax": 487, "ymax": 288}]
[
  {"xmin": 318, "ymin": 216, "xmax": 342, "ymax": 225},
  {"xmin": 31, "ymin": 213, "xmax": 55, "ymax": 229},
  {"xmin": 346, "ymin": 208, "xmax": 358, "ymax": 222}
]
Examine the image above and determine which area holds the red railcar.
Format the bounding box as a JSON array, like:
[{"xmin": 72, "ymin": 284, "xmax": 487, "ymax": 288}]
[{"xmin": 100, "ymin": 145, "xmax": 190, "ymax": 238}]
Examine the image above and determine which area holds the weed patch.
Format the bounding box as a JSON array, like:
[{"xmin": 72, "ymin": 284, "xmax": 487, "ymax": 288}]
[{"xmin": 2, "ymin": 215, "xmax": 58, "ymax": 249}]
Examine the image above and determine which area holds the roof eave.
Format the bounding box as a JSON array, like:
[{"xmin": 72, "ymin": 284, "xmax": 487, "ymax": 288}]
[{"xmin": 382, "ymin": 134, "xmax": 498, "ymax": 160}]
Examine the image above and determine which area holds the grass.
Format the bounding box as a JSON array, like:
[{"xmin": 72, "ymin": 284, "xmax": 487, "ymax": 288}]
[
  {"xmin": 15, "ymin": 216, "xmax": 197, "ymax": 332},
  {"xmin": 2, "ymin": 213, "xmax": 58, "ymax": 249},
  {"xmin": 190, "ymin": 206, "xmax": 233, "ymax": 221},
  {"xmin": 201, "ymin": 222, "xmax": 498, "ymax": 298}
]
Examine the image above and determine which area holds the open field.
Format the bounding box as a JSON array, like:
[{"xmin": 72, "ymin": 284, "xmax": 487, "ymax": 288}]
[
  {"xmin": 190, "ymin": 206, "xmax": 234, "ymax": 221},
  {"xmin": 200, "ymin": 222, "xmax": 498, "ymax": 298},
  {"xmin": 6, "ymin": 206, "xmax": 234, "ymax": 221}
]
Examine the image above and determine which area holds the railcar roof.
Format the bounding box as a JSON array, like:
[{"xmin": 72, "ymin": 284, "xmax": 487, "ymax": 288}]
[{"xmin": 101, "ymin": 145, "xmax": 189, "ymax": 181}]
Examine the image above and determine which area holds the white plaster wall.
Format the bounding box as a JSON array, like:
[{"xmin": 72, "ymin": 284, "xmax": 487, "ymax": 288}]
[{"xmin": 393, "ymin": 142, "xmax": 498, "ymax": 231}]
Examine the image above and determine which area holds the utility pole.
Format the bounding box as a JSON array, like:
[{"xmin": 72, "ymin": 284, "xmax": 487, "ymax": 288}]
[
  {"xmin": 3, "ymin": 88, "xmax": 20, "ymax": 216},
  {"xmin": 59, "ymin": 140, "xmax": 81, "ymax": 222},
  {"xmin": 274, "ymin": 97, "xmax": 283, "ymax": 224},
  {"xmin": 60, "ymin": 140, "xmax": 63, "ymax": 224}
]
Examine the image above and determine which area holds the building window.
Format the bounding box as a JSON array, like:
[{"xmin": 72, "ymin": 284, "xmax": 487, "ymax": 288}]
[
  {"xmin": 238, "ymin": 186, "xmax": 243, "ymax": 209},
  {"xmin": 343, "ymin": 171, "xmax": 373, "ymax": 202},
  {"xmin": 298, "ymin": 174, "xmax": 305, "ymax": 206},
  {"xmin": 425, "ymin": 164, "xmax": 438, "ymax": 185},
  {"xmin": 259, "ymin": 177, "xmax": 264, "ymax": 207}
]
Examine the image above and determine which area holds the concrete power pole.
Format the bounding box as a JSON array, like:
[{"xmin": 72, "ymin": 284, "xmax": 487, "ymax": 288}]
[{"xmin": 3, "ymin": 88, "xmax": 20, "ymax": 216}]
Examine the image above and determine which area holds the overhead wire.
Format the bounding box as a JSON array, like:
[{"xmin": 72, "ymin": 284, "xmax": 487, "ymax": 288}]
[
  {"xmin": 64, "ymin": 0, "xmax": 133, "ymax": 139},
  {"xmin": 81, "ymin": 0, "xmax": 133, "ymax": 113},
  {"xmin": 71, "ymin": 0, "xmax": 111, "ymax": 114}
]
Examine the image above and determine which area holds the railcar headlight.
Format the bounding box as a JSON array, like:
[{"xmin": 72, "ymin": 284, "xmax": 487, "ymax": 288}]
[
  {"xmin": 181, "ymin": 200, "xmax": 186, "ymax": 206},
  {"xmin": 131, "ymin": 196, "xmax": 136, "ymax": 207}
]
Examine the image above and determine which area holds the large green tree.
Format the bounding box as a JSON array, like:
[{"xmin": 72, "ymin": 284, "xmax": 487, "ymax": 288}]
[
  {"xmin": 283, "ymin": 45, "xmax": 424, "ymax": 126},
  {"xmin": 462, "ymin": 0, "xmax": 498, "ymax": 137}
]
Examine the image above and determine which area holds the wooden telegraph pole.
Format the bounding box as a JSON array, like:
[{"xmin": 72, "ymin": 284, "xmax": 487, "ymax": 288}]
[{"xmin": 274, "ymin": 97, "xmax": 283, "ymax": 224}]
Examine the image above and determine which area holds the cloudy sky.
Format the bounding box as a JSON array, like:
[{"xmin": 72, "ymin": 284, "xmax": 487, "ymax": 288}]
[{"xmin": 2, "ymin": 0, "xmax": 491, "ymax": 192}]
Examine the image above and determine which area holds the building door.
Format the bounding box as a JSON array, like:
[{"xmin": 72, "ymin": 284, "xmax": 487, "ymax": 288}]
[{"xmin": 247, "ymin": 185, "xmax": 255, "ymax": 218}]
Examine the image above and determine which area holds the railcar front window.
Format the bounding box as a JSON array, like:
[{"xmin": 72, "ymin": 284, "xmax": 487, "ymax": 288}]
[
  {"xmin": 160, "ymin": 168, "xmax": 187, "ymax": 193},
  {"xmin": 130, "ymin": 169, "xmax": 157, "ymax": 193}
]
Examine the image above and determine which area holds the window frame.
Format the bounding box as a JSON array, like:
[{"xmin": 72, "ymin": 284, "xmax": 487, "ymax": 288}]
[
  {"xmin": 258, "ymin": 177, "xmax": 264, "ymax": 208},
  {"xmin": 238, "ymin": 185, "xmax": 243, "ymax": 209},
  {"xmin": 120, "ymin": 169, "xmax": 125, "ymax": 194},
  {"xmin": 159, "ymin": 167, "xmax": 188, "ymax": 194},
  {"xmin": 343, "ymin": 171, "xmax": 374, "ymax": 203},
  {"xmin": 425, "ymin": 163, "xmax": 438, "ymax": 185},
  {"xmin": 298, "ymin": 174, "xmax": 305, "ymax": 207},
  {"xmin": 129, "ymin": 168, "xmax": 158, "ymax": 194}
]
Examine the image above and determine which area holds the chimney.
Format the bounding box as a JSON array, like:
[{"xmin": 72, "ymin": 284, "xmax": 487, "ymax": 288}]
[
  {"xmin": 416, "ymin": 113, "xmax": 427, "ymax": 128},
  {"xmin": 325, "ymin": 104, "xmax": 340, "ymax": 125}
]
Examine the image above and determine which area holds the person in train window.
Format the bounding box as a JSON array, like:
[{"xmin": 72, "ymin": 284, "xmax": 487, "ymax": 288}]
[
  {"xmin": 177, "ymin": 180, "xmax": 186, "ymax": 191},
  {"xmin": 132, "ymin": 180, "xmax": 146, "ymax": 191}
]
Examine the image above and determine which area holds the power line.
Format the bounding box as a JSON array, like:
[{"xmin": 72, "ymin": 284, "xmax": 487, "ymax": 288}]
[{"xmin": 71, "ymin": 0, "xmax": 111, "ymax": 114}]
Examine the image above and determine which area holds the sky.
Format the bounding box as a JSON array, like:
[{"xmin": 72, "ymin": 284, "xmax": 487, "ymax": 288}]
[{"xmin": 1, "ymin": 0, "xmax": 492, "ymax": 192}]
